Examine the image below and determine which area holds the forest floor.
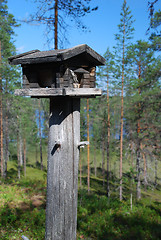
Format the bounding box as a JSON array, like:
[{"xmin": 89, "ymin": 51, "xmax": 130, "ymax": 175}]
[{"xmin": 0, "ymin": 160, "xmax": 161, "ymax": 240}]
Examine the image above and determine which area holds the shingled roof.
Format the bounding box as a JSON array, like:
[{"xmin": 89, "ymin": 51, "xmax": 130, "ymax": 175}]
[{"xmin": 8, "ymin": 44, "xmax": 105, "ymax": 66}]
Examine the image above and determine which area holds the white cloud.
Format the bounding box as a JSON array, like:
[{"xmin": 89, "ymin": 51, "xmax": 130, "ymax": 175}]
[{"xmin": 16, "ymin": 46, "xmax": 25, "ymax": 53}]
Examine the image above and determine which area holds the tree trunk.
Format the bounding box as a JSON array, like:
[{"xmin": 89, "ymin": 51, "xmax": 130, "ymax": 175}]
[
  {"xmin": 36, "ymin": 142, "xmax": 38, "ymax": 166},
  {"xmin": 4, "ymin": 109, "xmax": 9, "ymax": 178},
  {"xmin": 23, "ymin": 137, "xmax": 26, "ymax": 177},
  {"xmin": 87, "ymin": 98, "xmax": 90, "ymax": 192},
  {"xmin": 129, "ymin": 129, "xmax": 134, "ymax": 169},
  {"xmin": 0, "ymin": 41, "xmax": 3, "ymax": 178},
  {"xmin": 143, "ymin": 152, "xmax": 147, "ymax": 190},
  {"xmin": 79, "ymin": 148, "xmax": 82, "ymax": 188},
  {"xmin": 141, "ymin": 144, "xmax": 147, "ymax": 191},
  {"xmin": 136, "ymin": 142, "xmax": 141, "ymax": 200},
  {"xmin": 129, "ymin": 131, "xmax": 134, "ymax": 196},
  {"xmin": 4, "ymin": 77, "xmax": 9, "ymax": 178},
  {"xmin": 54, "ymin": 0, "xmax": 58, "ymax": 49},
  {"xmin": 120, "ymin": 23, "xmax": 125, "ymax": 201},
  {"xmin": 107, "ymin": 78, "xmax": 110, "ymax": 197},
  {"xmin": 19, "ymin": 125, "xmax": 23, "ymax": 166},
  {"xmin": 136, "ymin": 117, "xmax": 141, "ymax": 200},
  {"xmin": 155, "ymin": 157, "xmax": 158, "ymax": 187},
  {"xmin": 136, "ymin": 62, "xmax": 142, "ymax": 198},
  {"xmin": 17, "ymin": 122, "xmax": 21, "ymax": 179},
  {"xmin": 94, "ymin": 144, "xmax": 97, "ymax": 177},
  {"xmin": 38, "ymin": 99, "xmax": 43, "ymax": 170},
  {"xmin": 102, "ymin": 138, "xmax": 105, "ymax": 186}
]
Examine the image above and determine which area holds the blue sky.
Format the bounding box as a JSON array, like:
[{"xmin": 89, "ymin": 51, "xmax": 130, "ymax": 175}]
[{"xmin": 7, "ymin": 0, "xmax": 160, "ymax": 56}]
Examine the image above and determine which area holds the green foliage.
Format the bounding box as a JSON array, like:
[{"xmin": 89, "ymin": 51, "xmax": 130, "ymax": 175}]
[
  {"xmin": 125, "ymin": 40, "xmax": 161, "ymax": 160},
  {"xmin": 113, "ymin": 0, "xmax": 135, "ymax": 98},
  {"xmin": 0, "ymin": 205, "xmax": 45, "ymax": 239},
  {"xmin": 0, "ymin": 0, "xmax": 20, "ymax": 57},
  {"xmin": 0, "ymin": 0, "xmax": 20, "ymax": 87},
  {"xmin": 1, "ymin": 165, "xmax": 161, "ymax": 240},
  {"xmin": 0, "ymin": 166, "xmax": 46, "ymax": 239},
  {"xmin": 149, "ymin": 8, "xmax": 161, "ymax": 51},
  {"xmin": 77, "ymin": 185, "xmax": 161, "ymax": 240},
  {"xmin": 115, "ymin": 0, "xmax": 135, "ymax": 42}
]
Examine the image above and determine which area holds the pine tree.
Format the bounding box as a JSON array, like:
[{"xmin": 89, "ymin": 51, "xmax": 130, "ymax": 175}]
[
  {"xmin": 0, "ymin": 0, "xmax": 20, "ymax": 177},
  {"xmin": 149, "ymin": 9, "xmax": 161, "ymax": 51},
  {"xmin": 148, "ymin": 1, "xmax": 161, "ymax": 51},
  {"xmin": 125, "ymin": 40, "xmax": 161, "ymax": 199},
  {"xmin": 97, "ymin": 48, "xmax": 115, "ymax": 196},
  {"xmin": 87, "ymin": 98, "xmax": 90, "ymax": 192},
  {"xmin": 114, "ymin": 0, "xmax": 135, "ymax": 201},
  {"xmin": 103, "ymin": 48, "xmax": 115, "ymax": 197},
  {"xmin": 25, "ymin": 0, "xmax": 98, "ymax": 49},
  {"xmin": 0, "ymin": 1, "xmax": 39, "ymax": 179}
]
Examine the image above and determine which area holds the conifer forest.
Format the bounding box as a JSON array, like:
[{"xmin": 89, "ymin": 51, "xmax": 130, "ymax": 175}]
[{"xmin": 0, "ymin": 0, "xmax": 161, "ymax": 239}]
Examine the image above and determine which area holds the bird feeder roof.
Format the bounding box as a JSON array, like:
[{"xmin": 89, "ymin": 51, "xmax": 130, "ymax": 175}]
[
  {"xmin": 74, "ymin": 68, "xmax": 90, "ymax": 74},
  {"xmin": 8, "ymin": 44, "xmax": 105, "ymax": 66}
]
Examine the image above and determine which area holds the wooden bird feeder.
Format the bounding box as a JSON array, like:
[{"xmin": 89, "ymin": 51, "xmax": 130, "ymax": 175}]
[
  {"xmin": 9, "ymin": 44, "xmax": 105, "ymax": 92},
  {"xmin": 9, "ymin": 44, "xmax": 105, "ymax": 240}
]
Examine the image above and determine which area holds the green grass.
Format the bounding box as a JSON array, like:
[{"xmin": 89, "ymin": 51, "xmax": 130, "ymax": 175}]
[
  {"xmin": 77, "ymin": 189, "xmax": 161, "ymax": 240},
  {"xmin": 1, "ymin": 157, "xmax": 161, "ymax": 239},
  {"xmin": 0, "ymin": 174, "xmax": 46, "ymax": 239}
]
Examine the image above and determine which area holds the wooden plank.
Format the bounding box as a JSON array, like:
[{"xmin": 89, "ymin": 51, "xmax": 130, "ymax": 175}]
[
  {"xmin": 90, "ymin": 77, "xmax": 96, "ymax": 82},
  {"xmin": 82, "ymin": 80, "xmax": 90, "ymax": 85},
  {"xmin": 64, "ymin": 88, "xmax": 102, "ymax": 96},
  {"xmin": 14, "ymin": 88, "xmax": 64, "ymax": 97},
  {"xmin": 82, "ymin": 85, "xmax": 91, "ymax": 88},
  {"xmin": 45, "ymin": 97, "xmax": 80, "ymax": 240},
  {"xmin": 83, "ymin": 73, "xmax": 90, "ymax": 79},
  {"xmin": 14, "ymin": 88, "xmax": 102, "ymax": 97}
]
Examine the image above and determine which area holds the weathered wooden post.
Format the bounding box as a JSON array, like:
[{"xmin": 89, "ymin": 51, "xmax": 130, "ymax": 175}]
[{"xmin": 9, "ymin": 44, "xmax": 105, "ymax": 240}]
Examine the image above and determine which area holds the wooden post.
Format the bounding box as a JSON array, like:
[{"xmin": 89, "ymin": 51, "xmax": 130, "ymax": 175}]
[
  {"xmin": 12, "ymin": 88, "xmax": 101, "ymax": 239},
  {"xmin": 45, "ymin": 97, "xmax": 80, "ymax": 240}
]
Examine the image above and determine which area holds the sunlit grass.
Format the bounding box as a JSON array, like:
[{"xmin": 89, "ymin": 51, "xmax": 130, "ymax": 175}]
[{"xmin": 1, "ymin": 149, "xmax": 161, "ymax": 239}]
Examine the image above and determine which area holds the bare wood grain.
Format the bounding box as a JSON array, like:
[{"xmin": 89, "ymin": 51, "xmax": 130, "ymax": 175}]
[
  {"xmin": 14, "ymin": 88, "xmax": 102, "ymax": 97},
  {"xmin": 45, "ymin": 97, "xmax": 80, "ymax": 240}
]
